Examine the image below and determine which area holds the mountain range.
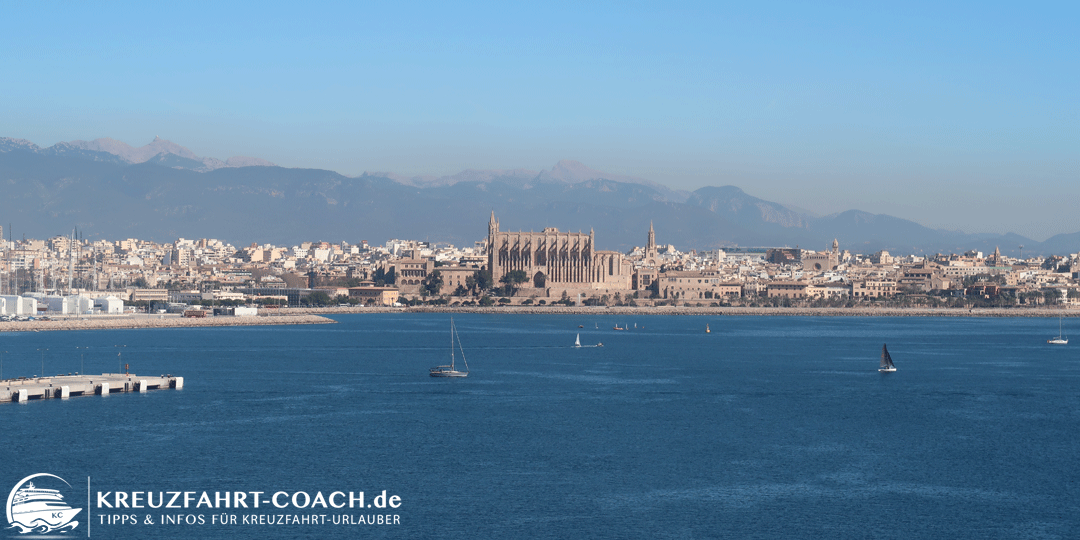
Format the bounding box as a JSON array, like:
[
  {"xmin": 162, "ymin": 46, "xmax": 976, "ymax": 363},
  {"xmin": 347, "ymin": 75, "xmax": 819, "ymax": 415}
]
[{"xmin": 0, "ymin": 136, "xmax": 1076, "ymax": 257}]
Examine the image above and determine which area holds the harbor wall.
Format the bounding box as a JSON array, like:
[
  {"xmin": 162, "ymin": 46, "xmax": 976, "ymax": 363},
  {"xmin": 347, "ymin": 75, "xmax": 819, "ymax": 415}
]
[{"xmin": 2, "ymin": 374, "xmax": 183, "ymax": 403}]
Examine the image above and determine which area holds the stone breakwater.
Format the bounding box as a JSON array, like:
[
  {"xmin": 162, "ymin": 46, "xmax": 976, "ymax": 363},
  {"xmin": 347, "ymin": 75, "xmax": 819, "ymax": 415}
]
[{"xmin": 0, "ymin": 314, "xmax": 335, "ymax": 333}]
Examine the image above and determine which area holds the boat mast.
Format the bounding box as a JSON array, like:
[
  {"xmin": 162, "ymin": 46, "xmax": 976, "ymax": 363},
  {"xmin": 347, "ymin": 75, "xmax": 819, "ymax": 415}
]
[
  {"xmin": 450, "ymin": 317, "xmax": 455, "ymax": 370},
  {"xmin": 456, "ymin": 321, "xmax": 469, "ymax": 372}
]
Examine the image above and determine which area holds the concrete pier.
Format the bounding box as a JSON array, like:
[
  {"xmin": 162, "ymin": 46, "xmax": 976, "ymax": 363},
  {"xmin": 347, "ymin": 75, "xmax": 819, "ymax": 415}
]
[{"xmin": 1, "ymin": 373, "xmax": 183, "ymax": 403}]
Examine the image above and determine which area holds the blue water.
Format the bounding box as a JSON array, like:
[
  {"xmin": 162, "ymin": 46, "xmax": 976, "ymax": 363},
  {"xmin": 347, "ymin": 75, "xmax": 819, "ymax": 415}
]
[{"xmin": 2, "ymin": 315, "xmax": 1079, "ymax": 539}]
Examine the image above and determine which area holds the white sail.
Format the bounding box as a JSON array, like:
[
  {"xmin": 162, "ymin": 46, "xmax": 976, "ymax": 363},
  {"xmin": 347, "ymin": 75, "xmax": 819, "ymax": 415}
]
[{"xmin": 431, "ymin": 318, "xmax": 469, "ymax": 377}]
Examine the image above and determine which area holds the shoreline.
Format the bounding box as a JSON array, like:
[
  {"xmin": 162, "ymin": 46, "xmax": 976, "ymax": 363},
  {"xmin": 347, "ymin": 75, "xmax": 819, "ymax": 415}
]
[
  {"xmin": 0, "ymin": 314, "xmax": 335, "ymax": 333},
  {"xmin": 1, "ymin": 306, "xmax": 1075, "ymax": 332},
  {"xmin": 285, "ymin": 305, "xmax": 1078, "ymax": 317}
]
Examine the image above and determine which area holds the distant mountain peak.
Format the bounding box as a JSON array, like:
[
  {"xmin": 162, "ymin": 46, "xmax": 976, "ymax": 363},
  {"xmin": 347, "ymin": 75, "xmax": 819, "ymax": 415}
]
[
  {"xmin": 0, "ymin": 137, "xmax": 41, "ymax": 153},
  {"xmin": 48, "ymin": 136, "xmax": 276, "ymax": 172},
  {"xmin": 540, "ymin": 159, "xmax": 627, "ymax": 184},
  {"xmin": 382, "ymin": 160, "xmax": 691, "ymax": 202}
]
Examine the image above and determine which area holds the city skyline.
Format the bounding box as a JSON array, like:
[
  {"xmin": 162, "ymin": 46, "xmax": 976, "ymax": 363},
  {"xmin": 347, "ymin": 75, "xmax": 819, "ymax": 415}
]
[{"xmin": 3, "ymin": 2, "xmax": 1076, "ymax": 240}]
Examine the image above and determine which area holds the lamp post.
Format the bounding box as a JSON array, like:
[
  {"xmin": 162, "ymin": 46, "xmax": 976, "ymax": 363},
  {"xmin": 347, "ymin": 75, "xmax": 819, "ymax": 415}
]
[
  {"xmin": 37, "ymin": 348, "xmax": 47, "ymax": 378},
  {"xmin": 115, "ymin": 344, "xmax": 126, "ymax": 374},
  {"xmin": 1, "ymin": 350, "xmax": 6, "ymax": 381},
  {"xmin": 76, "ymin": 346, "xmax": 88, "ymax": 375}
]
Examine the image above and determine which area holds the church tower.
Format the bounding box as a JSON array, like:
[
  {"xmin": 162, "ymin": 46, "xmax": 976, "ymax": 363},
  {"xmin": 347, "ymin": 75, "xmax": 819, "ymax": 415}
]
[{"xmin": 487, "ymin": 211, "xmax": 500, "ymax": 272}]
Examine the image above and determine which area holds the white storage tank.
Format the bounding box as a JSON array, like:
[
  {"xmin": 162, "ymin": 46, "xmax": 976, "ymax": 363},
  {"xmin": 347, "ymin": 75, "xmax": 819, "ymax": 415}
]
[
  {"xmin": 0, "ymin": 295, "xmax": 19, "ymax": 315},
  {"xmin": 94, "ymin": 296, "xmax": 124, "ymax": 314},
  {"xmin": 19, "ymin": 297, "xmax": 38, "ymax": 316},
  {"xmin": 72, "ymin": 295, "xmax": 94, "ymax": 314},
  {"xmin": 45, "ymin": 295, "xmax": 74, "ymax": 314}
]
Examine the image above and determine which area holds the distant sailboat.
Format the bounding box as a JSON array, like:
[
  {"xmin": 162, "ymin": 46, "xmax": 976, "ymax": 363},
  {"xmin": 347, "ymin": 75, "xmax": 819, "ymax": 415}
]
[
  {"xmin": 430, "ymin": 318, "xmax": 469, "ymax": 378},
  {"xmin": 879, "ymin": 343, "xmax": 896, "ymax": 372},
  {"xmin": 1048, "ymin": 317, "xmax": 1068, "ymax": 345},
  {"xmin": 705, "ymin": 323, "xmax": 710, "ymax": 334},
  {"xmin": 574, "ymin": 334, "xmax": 582, "ymax": 348},
  {"xmin": 613, "ymin": 324, "xmax": 625, "ymax": 330}
]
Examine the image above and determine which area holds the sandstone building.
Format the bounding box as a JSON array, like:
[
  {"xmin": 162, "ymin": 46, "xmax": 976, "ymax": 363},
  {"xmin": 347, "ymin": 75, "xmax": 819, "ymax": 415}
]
[
  {"xmin": 486, "ymin": 212, "xmax": 631, "ymax": 296},
  {"xmin": 802, "ymin": 239, "xmax": 841, "ymax": 271}
]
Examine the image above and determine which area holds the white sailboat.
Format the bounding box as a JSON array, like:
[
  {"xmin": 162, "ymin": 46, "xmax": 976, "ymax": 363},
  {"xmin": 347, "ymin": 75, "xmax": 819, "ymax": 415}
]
[
  {"xmin": 879, "ymin": 343, "xmax": 896, "ymax": 372},
  {"xmin": 574, "ymin": 333, "xmax": 582, "ymax": 348},
  {"xmin": 430, "ymin": 318, "xmax": 470, "ymax": 377},
  {"xmin": 1048, "ymin": 317, "xmax": 1068, "ymax": 345}
]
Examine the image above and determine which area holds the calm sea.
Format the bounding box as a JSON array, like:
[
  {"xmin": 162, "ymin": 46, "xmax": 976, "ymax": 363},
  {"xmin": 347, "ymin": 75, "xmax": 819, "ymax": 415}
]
[{"xmin": 2, "ymin": 314, "xmax": 1078, "ymax": 539}]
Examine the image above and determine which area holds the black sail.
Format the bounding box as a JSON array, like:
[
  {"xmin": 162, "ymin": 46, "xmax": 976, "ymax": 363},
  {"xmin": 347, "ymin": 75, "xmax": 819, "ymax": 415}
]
[{"xmin": 880, "ymin": 344, "xmax": 895, "ymax": 369}]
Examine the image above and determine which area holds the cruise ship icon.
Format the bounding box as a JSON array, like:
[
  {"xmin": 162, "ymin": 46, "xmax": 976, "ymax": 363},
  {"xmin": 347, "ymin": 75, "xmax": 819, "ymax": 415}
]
[{"xmin": 7, "ymin": 480, "xmax": 81, "ymax": 534}]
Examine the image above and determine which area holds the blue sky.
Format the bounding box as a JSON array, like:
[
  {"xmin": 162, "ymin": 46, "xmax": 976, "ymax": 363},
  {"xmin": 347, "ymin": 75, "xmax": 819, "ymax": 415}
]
[{"xmin": 2, "ymin": 2, "xmax": 1077, "ymax": 240}]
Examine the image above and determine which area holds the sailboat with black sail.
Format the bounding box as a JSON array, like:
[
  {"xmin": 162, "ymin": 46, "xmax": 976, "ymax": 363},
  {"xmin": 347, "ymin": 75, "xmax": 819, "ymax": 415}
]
[
  {"xmin": 879, "ymin": 343, "xmax": 896, "ymax": 372},
  {"xmin": 430, "ymin": 318, "xmax": 469, "ymax": 377}
]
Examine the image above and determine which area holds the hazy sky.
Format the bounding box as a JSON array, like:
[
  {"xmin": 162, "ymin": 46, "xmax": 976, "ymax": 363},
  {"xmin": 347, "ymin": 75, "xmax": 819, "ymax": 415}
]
[{"xmin": 2, "ymin": 2, "xmax": 1077, "ymax": 240}]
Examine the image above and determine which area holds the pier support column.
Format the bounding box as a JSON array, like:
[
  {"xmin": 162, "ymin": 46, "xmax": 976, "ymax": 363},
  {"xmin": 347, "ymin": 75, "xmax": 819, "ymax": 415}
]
[
  {"xmin": 172, "ymin": 377, "xmax": 184, "ymax": 389},
  {"xmin": 137, "ymin": 380, "xmax": 147, "ymax": 392},
  {"xmin": 15, "ymin": 389, "xmax": 27, "ymax": 402},
  {"xmin": 58, "ymin": 386, "xmax": 70, "ymax": 399},
  {"xmin": 99, "ymin": 383, "xmax": 109, "ymax": 396}
]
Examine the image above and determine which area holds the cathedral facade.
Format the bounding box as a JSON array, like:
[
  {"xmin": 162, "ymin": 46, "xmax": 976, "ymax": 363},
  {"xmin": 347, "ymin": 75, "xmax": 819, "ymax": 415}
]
[{"xmin": 486, "ymin": 212, "xmax": 631, "ymax": 294}]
